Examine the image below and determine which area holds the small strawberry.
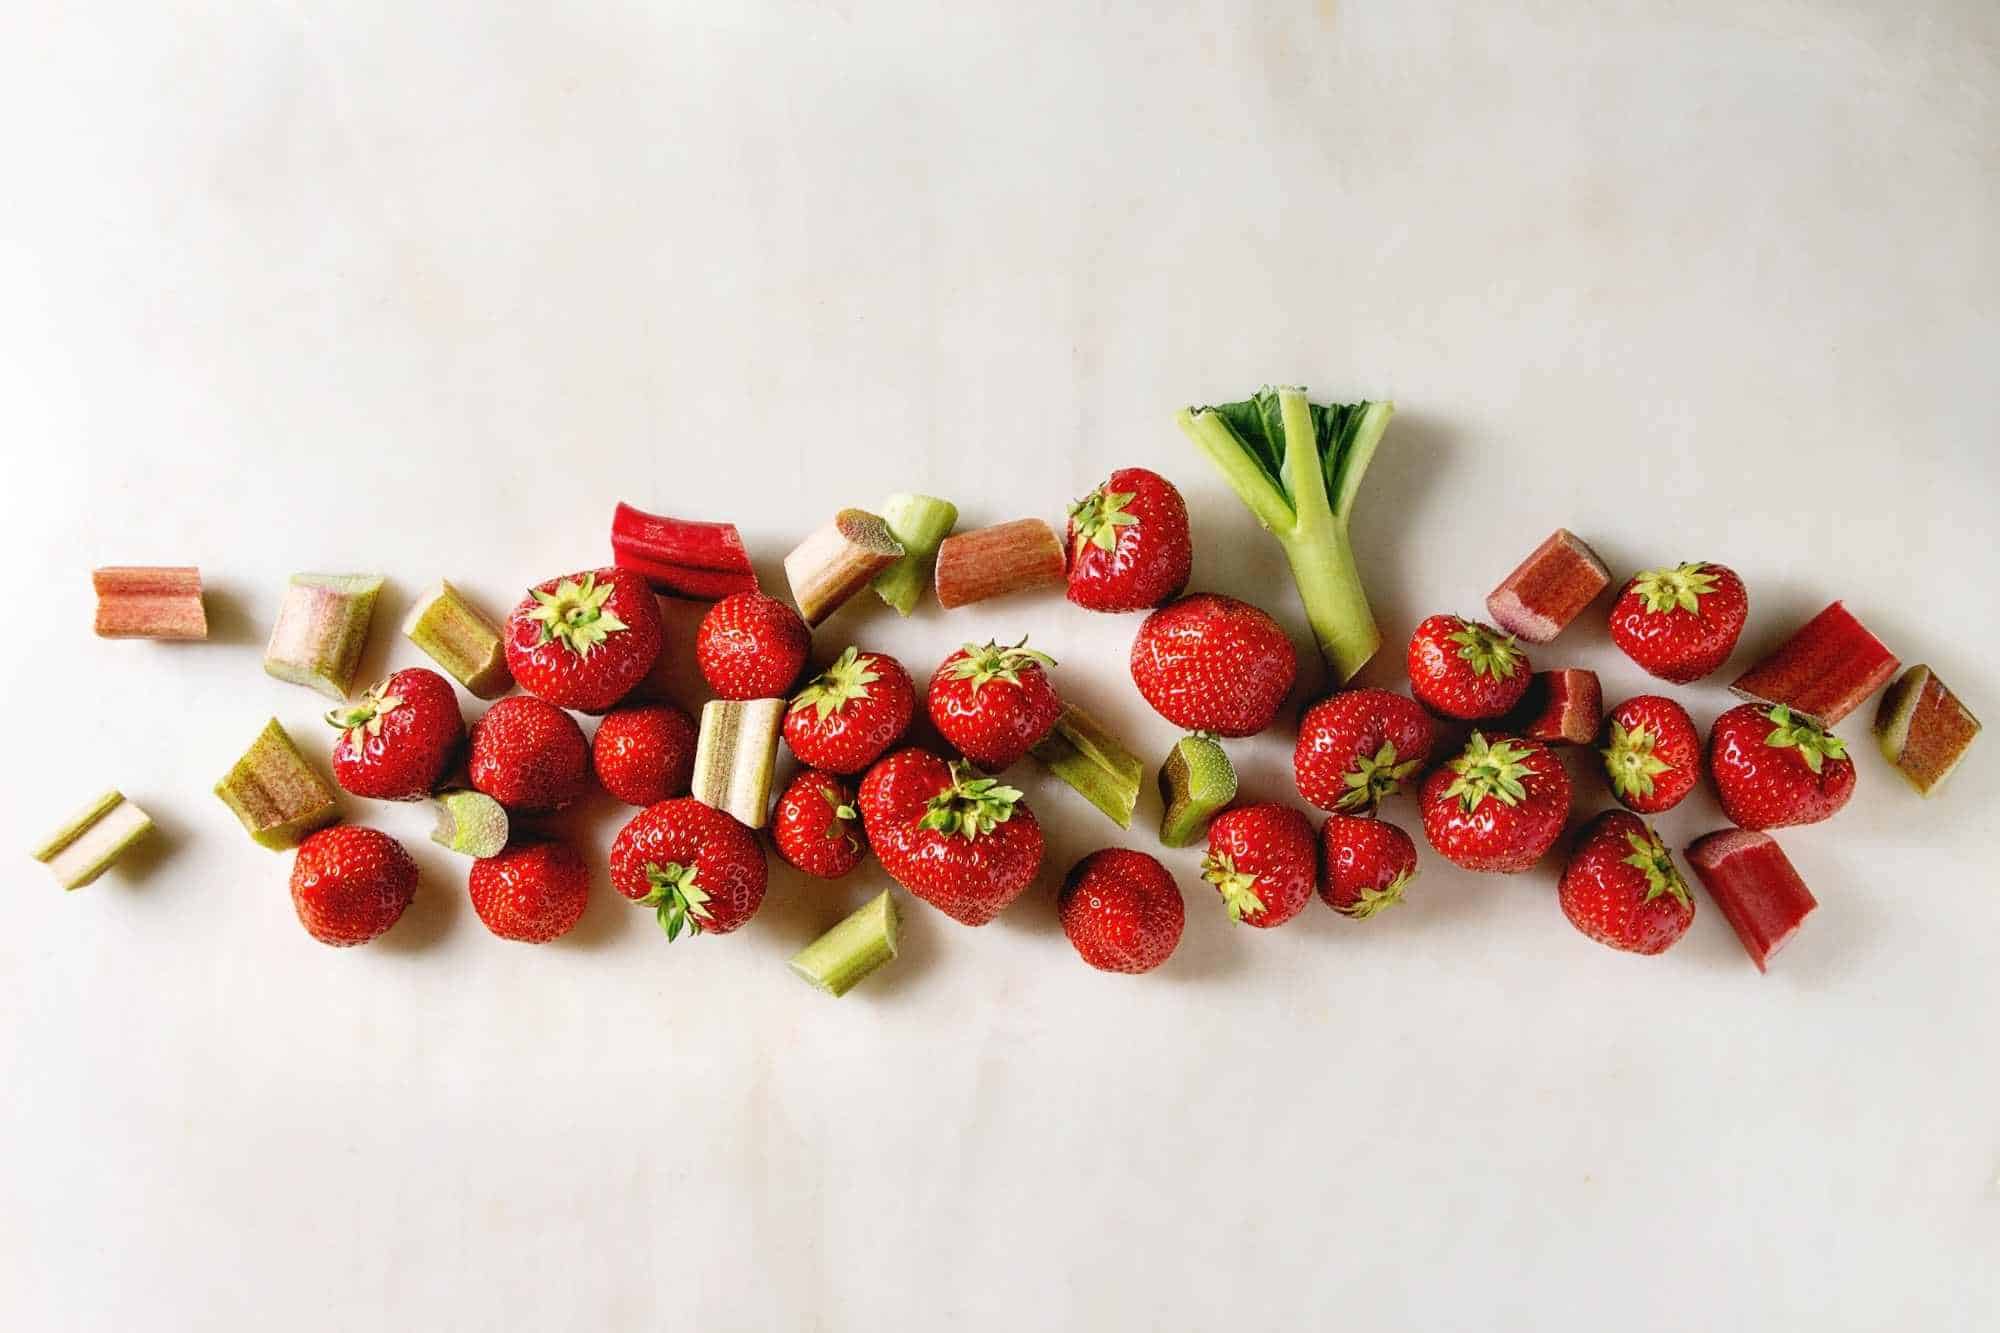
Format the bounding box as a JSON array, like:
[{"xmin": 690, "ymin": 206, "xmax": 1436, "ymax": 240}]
[
  {"xmin": 784, "ymin": 647, "xmax": 916, "ymax": 774},
  {"xmin": 1058, "ymin": 849, "xmax": 1185, "ymax": 974},
  {"xmin": 1600, "ymin": 694, "xmax": 1701, "ymax": 813},
  {"xmin": 696, "ymin": 591, "xmax": 811, "ymax": 700},
  {"xmin": 926, "ymin": 639, "xmax": 1062, "ymax": 770},
  {"xmin": 1130, "ymin": 593, "xmax": 1297, "ymax": 737},
  {"xmin": 591, "ymin": 702, "xmax": 697, "ymax": 806},
  {"xmin": 468, "ymin": 695, "xmax": 590, "ymax": 813},
  {"xmin": 856, "ymin": 748, "xmax": 1044, "ymax": 926},
  {"xmin": 289, "ymin": 825, "xmax": 418, "ymax": 947},
  {"xmin": 504, "ymin": 567, "xmax": 664, "ymax": 713},
  {"xmin": 1558, "ymin": 811, "xmax": 1695, "ymax": 955},
  {"xmin": 1608, "ymin": 561, "xmax": 1748, "ymax": 684},
  {"xmin": 1708, "ymin": 703, "xmax": 1856, "ymax": 830},
  {"xmin": 1319, "ymin": 813, "xmax": 1419, "ymax": 919},
  {"xmin": 1293, "ymin": 688, "xmax": 1437, "ymax": 813},
  {"xmin": 1201, "ymin": 803, "xmax": 1317, "ymax": 928},
  {"xmin": 1064, "ymin": 467, "xmax": 1193, "ymax": 613},
  {"xmin": 325, "ymin": 666, "xmax": 465, "ymax": 801},
  {"xmin": 1406, "ymin": 614, "xmax": 1530, "ymax": 719},
  {"xmin": 1419, "ymin": 731, "xmax": 1571, "ymax": 873},
  {"xmin": 468, "ymin": 840, "xmax": 590, "ymax": 943},
  {"xmin": 772, "ymin": 769, "xmax": 866, "ymax": 879},
  {"xmin": 609, "ymin": 797, "xmax": 767, "ymax": 939}
]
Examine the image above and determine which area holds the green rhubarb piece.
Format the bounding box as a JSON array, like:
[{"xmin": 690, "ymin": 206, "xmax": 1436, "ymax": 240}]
[
  {"xmin": 1158, "ymin": 733, "xmax": 1237, "ymax": 848},
  {"xmin": 213, "ymin": 718, "xmax": 340, "ymax": 850},
  {"xmin": 31, "ymin": 790, "xmax": 155, "ymax": 890},
  {"xmin": 1029, "ymin": 704, "xmax": 1143, "ymax": 828},
  {"xmin": 403, "ymin": 579, "xmax": 512, "ymax": 699},
  {"xmin": 870, "ymin": 493, "xmax": 959, "ymax": 615},
  {"xmin": 263, "ymin": 573, "xmax": 385, "ymax": 700},
  {"xmin": 789, "ymin": 890, "xmax": 901, "ymax": 997},
  {"xmin": 693, "ymin": 698, "xmax": 785, "ymax": 828},
  {"xmin": 430, "ymin": 789, "xmax": 509, "ymax": 859}
]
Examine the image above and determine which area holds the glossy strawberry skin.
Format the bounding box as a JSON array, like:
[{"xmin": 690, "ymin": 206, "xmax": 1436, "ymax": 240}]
[
  {"xmin": 328, "ymin": 667, "xmax": 465, "ymax": 802},
  {"xmin": 591, "ymin": 702, "xmax": 697, "ymax": 807},
  {"xmin": 1319, "ymin": 814, "xmax": 1419, "ymax": 918},
  {"xmin": 1601, "ymin": 695, "xmax": 1701, "ymax": 814},
  {"xmin": 469, "ymin": 695, "xmax": 591, "ymax": 813},
  {"xmin": 1708, "ymin": 703, "xmax": 1856, "ymax": 830},
  {"xmin": 1419, "ymin": 732, "xmax": 1571, "ymax": 873},
  {"xmin": 772, "ymin": 769, "xmax": 866, "ymax": 879},
  {"xmin": 1608, "ymin": 562, "xmax": 1748, "ymax": 684},
  {"xmin": 1558, "ymin": 811, "xmax": 1695, "ymax": 955},
  {"xmin": 696, "ymin": 591, "xmax": 811, "ymax": 700},
  {"xmin": 856, "ymin": 748, "xmax": 1044, "ymax": 926},
  {"xmin": 1202, "ymin": 803, "xmax": 1317, "ymax": 928},
  {"xmin": 783, "ymin": 650, "xmax": 916, "ymax": 775},
  {"xmin": 609, "ymin": 798, "xmax": 767, "ymax": 936},
  {"xmin": 1406, "ymin": 614, "xmax": 1531, "ymax": 720},
  {"xmin": 926, "ymin": 645, "xmax": 1062, "ymax": 770},
  {"xmin": 504, "ymin": 567, "xmax": 664, "ymax": 713},
  {"xmin": 1294, "ymin": 688, "xmax": 1437, "ymax": 813},
  {"xmin": 1064, "ymin": 467, "xmax": 1193, "ymax": 613},
  {"xmin": 1130, "ymin": 594, "xmax": 1297, "ymax": 738},
  {"xmin": 468, "ymin": 840, "xmax": 590, "ymax": 943},
  {"xmin": 1058, "ymin": 849, "xmax": 1185, "ymax": 973},
  {"xmin": 289, "ymin": 826, "xmax": 418, "ymax": 947}
]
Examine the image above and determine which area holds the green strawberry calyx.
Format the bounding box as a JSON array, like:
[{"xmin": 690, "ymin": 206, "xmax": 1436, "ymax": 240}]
[
  {"xmin": 526, "ymin": 572, "xmax": 628, "ymax": 659},
  {"xmin": 1335, "ymin": 740, "xmax": 1420, "ymax": 811},
  {"xmin": 1621, "ymin": 827, "xmax": 1692, "ymax": 907},
  {"xmin": 1067, "ymin": 486, "xmax": 1141, "ymax": 557},
  {"xmin": 919, "ymin": 763, "xmax": 1023, "ymax": 841},
  {"xmin": 1630, "ymin": 563, "xmax": 1718, "ymax": 615},
  {"xmin": 948, "ymin": 638, "xmax": 1057, "ymax": 691},
  {"xmin": 1442, "ymin": 732, "xmax": 1535, "ymax": 812},
  {"xmin": 1762, "ymin": 705, "xmax": 1847, "ymax": 775},
  {"xmin": 819, "ymin": 783, "xmax": 862, "ymax": 851},
  {"xmin": 641, "ymin": 859, "xmax": 715, "ymax": 941},
  {"xmin": 789, "ymin": 646, "xmax": 879, "ymax": 720},
  {"xmin": 1600, "ymin": 719, "xmax": 1674, "ymax": 801},
  {"xmin": 1342, "ymin": 869, "xmax": 1413, "ymax": 920},
  {"xmin": 1199, "ymin": 852, "xmax": 1268, "ymax": 923},
  {"xmin": 324, "ymin": 681, "xmax": 405, "ymax": 754},
  {"xmin": 1448, "ymin": 622, "xmax": 1522, "ymax": 680}
]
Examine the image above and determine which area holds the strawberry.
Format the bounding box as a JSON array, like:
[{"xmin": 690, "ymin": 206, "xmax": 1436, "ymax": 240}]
[
  {"xmin": 1293, "ymin": 688, "xmax": 1437, "ymax": 813},
  {"xmin": 1419, "ymin": 731, "xmax": 1571, "ymax": 873},
  {"xmin": 1406, "ymin": 614, "xmax": 1530, "ymax": 719},
  {"xmin": 1608, "ymin": 561, "xmax": 1748, "ymax": 684},
  {"xmin": 696, "ymin": 591, "xmax": 811, "ymax": 700},
  {"xmin": 1130, "ymin": 593, "xmax": 1297, "ymax": 738},
  {"xmin": 609, "ymin": 797, "xmax": 767, "ymax": 939},
  {"xmin": 1709, "ymin": 703, "xmax": 1856, "ymax": 830},
  {"xmin": 325, "ymin": 666, "xmax": 465, "ymax": 801},
  {"xmin": 1319, "ymin": 813, "xmax": 1418, "ymax": 919},
  {"xmin": 1558, "ymin": 811, "xmax": 1695, "ymax": 955},
  {"xmin": 289, "ymin": 825, "xmax": 417, "ymax": 947},
  {"xmin": 1063, "ymin": 467, "xmax": 1193, "ymax": 613},
  {"xmin": 468, "ymin": 695, "xmax": 590, "ymax": 813},
  {"xmin": 1200, "ymin": 803, "xmax": 1316, "ymax": 928},
  {"xmin": 856, "ymin": 748, "xmax": 1044, "ymax": 926},
  {"xmin": 1058, "ymin": 848, "xmax": 1185, "ymax": 974},
  {"xmin": 504, "ymin": 567, "xmax": 663, "ymax": 713},
  {"xmin": 926, "ymin": 640, "xmax": 1062, "ymax": 770},
  {"xmin": 1600, "ymin": 694, "xmax": 1701, "ymax": 813},
  {"xmin": 772, "ymin": 769, "xmax": 866, "ymax": 879},
  {"xmin": 784, "ymin": 647, "xmax": 916, "ymax": 775},
  {"xmin": 590, "ymin": 702, "xmax": 697, "ymax": 806},
  {"xmin": 468, "ymin": 840, "xmax": 590, "ymax": 943}
]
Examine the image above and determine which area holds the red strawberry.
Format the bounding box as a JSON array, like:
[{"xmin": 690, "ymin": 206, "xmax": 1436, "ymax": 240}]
[
  {"xmin": 289, "ymin": 825, "xmax": 417, "ymax": 947},
  {"xmin": 1601, "ymin": 694, "xmax": 1701, "ymax": 813},
  {"xmin": 1064, "ymin": 467, "xmax": 1193, "ymax": 613},
  {"xmin": 1708, "ymin": 703, "xmax": 1855, "ymax": 830},
  {"xmin": 1058, "ymin": 849, "xmax": 1185, "ymax": 974},
  {"xmin": 926, "ymin": 640, "xmax": 1062, "ymax": 770},
  {"xmin": 772, "ymin": 769, "xmax": 866, "ymax": 879},
  {"xmin": 784, "ymin": 647, "xmax": 915, "ymax": 774},
  {"xmin": 609, "ymin": 797, "xmax": 767, "ymax": 939},
  {"xmin": 468, "ymin": 840, "xmax": 590, "ymax": 943},
  {"xmin": 696, "ymin": 591, "xmax": 811, "ymax": 700},
  {"xmin": 1558, "ymin": 811, "xmax": 1695, "ymax": 955},
  {"xmin": 468, "ymin": 695, "xmax": 590, "ymax": 813},
  {"xmin": 1608, "ymin": 561, "xmax": 1748, "ymax": 684},
  {"xmin": 325, "ymin": 667, "xmax": 465, "ymax": 801},
  {"xmin": 1130, "ymin": 594, "xmax": 1296, "ymax": 738},
  {"xmin": 1406, "ymin": 614, "xmax": 1530, "ymax": 719},
  {"xmin": 856, "ymin": 748, "xmax": 1044, "ymax": 926},
  {"xmin": 1293, "ymin": 688, "xmax": 1437, "ymax": 813},
  {"xmin": 1319, "ymin": 813, "xmax": 1419, "ymax": 919},
  {"xmin": 1419, "ymin": 731, "xmax": 1571, "ymax": 873},
  {"xmin": 1200, "ymin": 803, "xmax": 1316, "ymax": 928},
  {"xmin": 591, "ymin": 702, "xmax": 697, "ymax": 806},
  {"xmin": 504, "ymin": 567, "xmax": 663, "ymax": 713}
]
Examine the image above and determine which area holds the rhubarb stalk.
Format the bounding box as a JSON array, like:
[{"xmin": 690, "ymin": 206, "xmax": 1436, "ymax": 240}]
[
  {"xmin": 871, "ymin": 493, "xmax": 959, "ymax": 615},
  {"xmin": 789, "ymin": 890, "xmax": 901, "ymax": 997},
  {"xmin": 1030, "ymin": 704, "xmax": 1144, "ymax": 828},
  {"xmin": 692, "ymin": 698, "xmax": 785, "ymax": 827},
  {"xmin": 784, "ymin": 509, "xmax": 904, "ymax": 626},
  {"xmin": 431, "ymin": 789, "xmax": 510, "ymax": 858},
  {"xmin": 402, "ymin": 580, "xmax": 512, "ymax": 699},
  {"xmin": 32, "ymin": 790, "xmax": 155, "ymax": 890},
  {"xmin": 264, "ymin": 574, "xmax": 384, "ymax": 700},
  {"xmin": 610, "ymin": 503, "xmax": 758, "ymax": 600},
  {"xmin": 933, "ymin": 519, "xmax": 1065, "ymax": 610},
  {"xmin": 92, "ymin": 567, "xmax": 207, "ymax": 640},
  {"xmin": 1158, "ymin": 733, "xmax": 1238, "ymax": 848},
  {"xmin": 214, "ymin": 718, "xmax": 340, "ymax": 850}
]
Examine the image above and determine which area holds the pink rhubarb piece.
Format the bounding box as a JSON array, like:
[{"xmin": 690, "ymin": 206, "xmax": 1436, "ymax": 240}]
[
  {"xmin": 1685, "ymin": 829, "xmax": 1817, "ymax": 972},
  {"xmin": 1486, "ymin": 529, "xmax": 1609, "ymax": 644},
  {"xmin": 1506, "ymin": 668, "xmax": 1602, "ymax": 745},
  {"xmin": 1730, "ymin": 600, "xmax": 1898, "ymax": 726}
]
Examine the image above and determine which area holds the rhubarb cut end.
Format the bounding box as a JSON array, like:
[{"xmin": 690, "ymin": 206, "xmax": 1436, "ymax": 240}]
[
  {"xmin": 785, "ymin": 509, "xmax": 906, "ymax": 627},
  {"xmin": 430, "ymin": 790, "xmax": 509, "ymax": 859},
  {"xmin": 1029, "ymin": 705, "xmax": 1143, "ymax": 828},
  {"xmin": 789, "ymin": 890, "xmax": 901, "ymax": 997},
  {"xmin": 214, "ymin": 718, "xmax": 339, "ymax": 850},
  {"xmin": 872, "ymin": 493, "xmax": 959, "ymax": 615},
  {"xmin": 1158, "ymin": 733, "xmax": 1237, "ymax": 848},
  {"xmin": 32, "ymin": 790, "xmax": 155, "ymax": 890},
  {"xmin": 1874, "ymin": 664, "xmax": 1981, "ymax": 796}
]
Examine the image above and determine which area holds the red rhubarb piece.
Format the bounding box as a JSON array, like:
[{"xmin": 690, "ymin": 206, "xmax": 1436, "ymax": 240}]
[
  {"xmin": 1874, "ymin": 664, "xmax": 1981, "ymax": 796},
  {"xmin": 610, "ymin": 503, "xmax": 758, "ymax": 600},
  {"xmin": 1685, "ymin": 829, "xmax": 1817, "ymax": 972},
  {"xmin": 1503, "ymin": 668, "xmax": 1602, "ymax": 745},
  {"xmin": 1485, "ymin": 529, "xmax": 1609, "ymax": 644},
  {"xmin": 1730, "ymin": 600, "xmax": 1897, "ymax": 726}
]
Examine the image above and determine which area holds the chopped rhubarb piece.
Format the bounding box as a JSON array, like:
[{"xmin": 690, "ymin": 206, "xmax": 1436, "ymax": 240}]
[
  {"xmin": 692, "ymin": 698, "xmax": 784, "ymax": 828},
  {"xmin": 1730, "ymin": 600, "xmax": 1898, "ymax": 726},
  {"xmin": 402, "ymin": 580, "xmax": 512, "ymax": 699},
  {"xmin": 1875, "ymin": 664, "xmax": 1981, "ymax": 796},
  {"xmin": 214, "ymin": 718, "xmax": 340, "ymax": 850},
  {"xmin": 1685, "ymin": 829, "xmax": 1817, "ymax": 972},
  {"xmin": 430, "ymin": 789, "xmax": 510, "ymax": 858},
  {"xmin": 871, "ymin": 493, "xmax": 959, "ymax": 615},
  {"xmin": 610, "ymin": 503, "xmax": 758, "ymax": 600},
  {"xmin": 264, "ymin": 574, "xmax": 384, "ymax": 700},
  {"xmin": 1029, "ymin": 704, "xmax": 1144, "ymax": 827},
  {"xmin": 1504, "ymin": 668, "xmax": 1602, "ymax": 745},
  {"xmin": 1485, "ymin": 529, "xmax": 1608, "ymax": 644},
  {"xmin": 1158, "ymin": 733, "xmax": 1238, "ymax": 848},
  {"xmin": 789, "ymin": 889, "xmax": 901, "ymax": 997},
  {"xmin": 933, "ymin": 518, "xmax": 1065, "ymax": 610},
  {"xmin": 92, "ymin": 567, "xmax": 207, "ymax": 640},
  {"xmin": 31, "ymin": 790, "xmax": 155, "ymax": 890},
  {"xmin": 783, "ymin": 509, "xmax": 904, "ymax": 627}
]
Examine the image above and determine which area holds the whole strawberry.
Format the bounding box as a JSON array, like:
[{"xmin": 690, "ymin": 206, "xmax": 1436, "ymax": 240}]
[
  {"xmin": 1608, "ymin": 561, "xmax": 1748, "ymax": 683},
  {"xmin": 1294, "ymin": 688, "xmax": 1437, "ymax": 813},
  {"xmin": 1058, "ymin": 849, "xmax": 1185, "ymax": 974},
  {"xmin": 784, "ymin": 647, "xmax": 916, "ymax": 775},
  {"xmin": 772, "ymin": 769, "xmax": 866, "ymax": 879},
  {"xmin": 696, "ymin": 591, "xmax": 811, "ymax": 700},
  {"xmin": 468, "ymin": 840, "xmax": 590, "ymax": 943},
  {"xmin": 1709, "ymin": 703, "xmax": 1855, "ymax": 830},
  {"xmin": 289, "ymin": 825, "xmax": 417, "ymax": 947},
  {"xmin": 469, "ymin": 695, "xmax": 590, "ymax": 813},
  {"xmin": 609, "ymin": 797, "xmax": 767, "ymax": 939},
  {"xmin": 926, "ymin": 640, "xmax": 1062, "ymax": 770},
  {"xmin": 325, "ymin": 667, "xmax": 465, "ymax": 801},
  {"xmin": 1319, "ymin": 813, "xmax": 1419, "ymax": 919},
  {"xmin": 1558, "ymin": 811, "xmax": 1695, "ymax": 955},
  {"xmin": 1064, "ymin": 467, "xmax": 1193, "ymax": 613},
  {"xmin": 591, "ymin": 702, "xmax": 697, "ymax": 806},
  {"xmin": 1201, "ymin": 803, "xmax": 1316, "ymax": 928},
  {"xmin": 1130, "ymin": 593, "xmax": 1296, "ymax": 738},
  {"xmin": 1419, "ymin": 731, "xmax": 1571, "ymax": 873},
  {"xmin": 1406, "ymin": 614, "xmax": 1529, "ymax": 720},
  {"xmin": 504, "ymin": 567, "xmax": 663, "ymax": 713},
  {"xmin": 1601, "ymin": 694, "xmax": 1701, "ymax": 813},
  {"xmin": 857, "ymin": 748, "xmax": 1044, "ymax": 926}
]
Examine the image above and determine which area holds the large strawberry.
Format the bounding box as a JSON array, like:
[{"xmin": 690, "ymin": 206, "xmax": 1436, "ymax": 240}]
[
  {"xmin": 325, "ymin": 666, "xmax": 465, "ymax": 801},
  {"xmin": 1293, "ymin": 688, "xmax": 1437, "ymax": 813},
  {"xmin": 771, "ymin": 769, "xmax": 866, "ymax": 879},
  {"xmin": 1709, "ymin": 703, "xmax": 1855, "ymax": 830},
  {"xmin": 1608, "ymin": 561, "xmax": 1748, "ymax": 683},
  {"xmin": 1058, "ymin": 849, "xmax": 1185, "ymax": 974},
  {"xmin": 591, "ymin": 702, "xmax": 697, "ymax": 806},
  {"xmin": 696, "ymin": 591, "xmax": 811, "ymax": 700},
  {"xmin": 1319, "ymin": 813, "xmax": 1419, "ymax": 919},
  {"xmin": 926, "ymin": 640, "xmax": 1062, "ymax": 770},
  {"xmin": 289, "ymin": 825, "xmax": 418, "ymax": 947},
  {"xmin": 856, "ymin": 748, "xmax": 1044, "ymax": 926},
  {"xmin": 609, "ymin": 797, "xmax": 767, "ymax": 939},
  {"xmin": 784, "ymin": 647, "xmax": 916, "ymax": 775},
  {"xmin": 504, "ymin": 567, "xmax": 664, "ymax": 713},
  {"xmin": 1558, "ymin": 811, "xmax": 1695, "ymax": 955},
  {"xmin": 468, "ymin": 840, "xmax": 590, "ymax": 943},
  {"xmin": 1600, "ymin": 694, "xmax": 1701, "ymax": 813},
  {"xmin": 1130, "ymin": 593, "xmax": 1296, "ymax": 738},
  {"xmin": 1201, "ymin": 803, "xmax": 1317, "ymax": 928},
  {"xmin": 468, "ymin": 695, "xmax": 590, "ymax": 813},
  {"xmin": 1064, "ymin": 467, "xmax": 1193, "ymax": 613},
  {"xmin": 1406, "ymin": 614, "xmax": 1530, "ymax": 719},
  {"xmin": 1419, "ymin": 731, "xmax": 1571, "ymax": 872}
]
